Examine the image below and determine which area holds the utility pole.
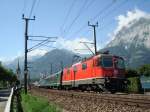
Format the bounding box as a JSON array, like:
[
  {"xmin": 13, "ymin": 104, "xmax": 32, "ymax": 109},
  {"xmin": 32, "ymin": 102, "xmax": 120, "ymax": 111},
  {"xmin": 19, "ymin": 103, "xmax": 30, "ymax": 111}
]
[
  {"xmin": 60, "ymin": 61, "xmax": 63, "ymax": 70},
  {"xmin": 16, "ymin": 59, "xmax": 21, "ymax": 81},
  {"xmin": 22, "ymin": 14, "xmax": 35, "ymax": 94},
  {"xmin": 88, "ymin": 21, "xmax": 98, "ymax": 55},
  {"xmin": 50, "ymin": 63, "xmax": 52, "ymax": 74}
]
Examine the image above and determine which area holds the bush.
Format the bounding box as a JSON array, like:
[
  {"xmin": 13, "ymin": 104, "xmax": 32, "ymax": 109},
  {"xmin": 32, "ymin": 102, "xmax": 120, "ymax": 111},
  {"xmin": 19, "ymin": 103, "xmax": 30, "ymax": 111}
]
[
  {"xmin": 138, "ymin": 64, "xmax": 150, "ymax": 77},
  {"xmin": 125, "ymin": 69, "xmax": 139, "ymax": 78},
  {"xmin": 127, "ymin": 77, "xmax": 142, "ymax": 93}
]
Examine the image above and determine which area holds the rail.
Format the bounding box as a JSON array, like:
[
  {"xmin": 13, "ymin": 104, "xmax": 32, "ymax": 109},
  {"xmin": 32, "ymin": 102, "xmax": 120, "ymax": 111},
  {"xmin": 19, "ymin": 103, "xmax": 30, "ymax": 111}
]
[{"xmin": 4, "ymin": 88, "xmax": 14, "ymax": 112}]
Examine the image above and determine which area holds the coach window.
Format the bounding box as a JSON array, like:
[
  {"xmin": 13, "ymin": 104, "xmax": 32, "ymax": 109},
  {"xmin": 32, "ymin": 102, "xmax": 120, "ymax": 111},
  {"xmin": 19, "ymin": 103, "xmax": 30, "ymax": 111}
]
[{"xmin": 82, "ymin": 63, "xmax": 87, "ymax": 70}]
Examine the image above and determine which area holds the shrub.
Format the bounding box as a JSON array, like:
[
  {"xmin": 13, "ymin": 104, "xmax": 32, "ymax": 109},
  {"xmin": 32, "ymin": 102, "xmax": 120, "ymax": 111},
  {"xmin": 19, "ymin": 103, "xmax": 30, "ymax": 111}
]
[
  {"xmin": 138, "ymin": 64, "xmax": 150, "ymax": 77},
  {"xmin": 127, "ymin": 77, "xmax": 142, "ymax": 93}
]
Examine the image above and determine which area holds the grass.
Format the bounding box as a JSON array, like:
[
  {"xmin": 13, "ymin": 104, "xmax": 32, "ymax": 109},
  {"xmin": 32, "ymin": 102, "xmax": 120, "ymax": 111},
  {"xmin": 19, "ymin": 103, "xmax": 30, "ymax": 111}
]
[
  {"xmin": 21, "ymin": 92, "xmax": 61, "ymax": 112},
  {"xmin": 127, "ymin": 77, "xmax": 142, "ymax": 93}
]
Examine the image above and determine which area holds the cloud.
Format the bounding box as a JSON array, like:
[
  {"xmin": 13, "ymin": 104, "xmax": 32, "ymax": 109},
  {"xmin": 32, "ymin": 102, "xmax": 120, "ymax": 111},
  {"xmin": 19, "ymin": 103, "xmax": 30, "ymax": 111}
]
[
  {"xmin": 1, "ymin": 37, "xmax": 97, "ymax": 63},
  {"xmin": 115, "ymin": 8, "xmax": 150, "ymax": 34},
  {"xmin": 109, "ymin": 8, "xmax": 150, "ymax": 41},
  {"xmin": 28, "ymin": 49, "xmax": 48, "ymax": 57},
  {"xmin": 54, "ymin": 37, "xmax": 96, "ymax": 54},
  {"xmin": 0, "ymin": 57, "xmax": 15, "ymax": 64},
  {"xmin": 0, "ymin": 49, "xmax": 48, "ymax": 64}
]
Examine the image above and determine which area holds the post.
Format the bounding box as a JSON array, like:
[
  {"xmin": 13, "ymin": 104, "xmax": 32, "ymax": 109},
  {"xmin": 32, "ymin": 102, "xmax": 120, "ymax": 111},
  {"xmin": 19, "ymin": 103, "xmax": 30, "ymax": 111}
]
[
  {"xmin": 60, "ymin": 61, "xmax": 63, "ymax": 70},
  {"xmin": 50, "ymin": 63, "xmax": 52, "ymax": 74},
  {"xmin": 88, "ymin": 21, "xmax": 98, "ymax": 55},
  {"xmin": 22, "ymin": 14, "xmax": 35, "ymax": 94},
  {"xmin": 24, "ymin": 19, "xmax": 28, "ymax": 94}
]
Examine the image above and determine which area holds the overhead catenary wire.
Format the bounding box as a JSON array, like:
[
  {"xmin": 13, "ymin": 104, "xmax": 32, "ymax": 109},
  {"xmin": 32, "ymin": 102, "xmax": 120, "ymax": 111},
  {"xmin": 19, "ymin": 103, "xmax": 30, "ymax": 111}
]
[
  {"xmin": 22, "ymin": 0, "xmax": 27, "ymax": 14},
  {"xmin": 29, "ymin": 0, "xmax": 38, "ymax": 18},
  {"xmin": 94, "ymin": 0, "xmax": 129, "ymax": 33},
  {"xmin": 84, "ymin": 0, "xmax": 96, "ymax": 11},
  {"xmin": 66, "ymin": 0, "xmax": 97, "ymax": 36},
  {"xmin": 92, "ymin": 0, "xmax": 116, "ymax": 21},
  {"xmin": 63, "ymin": 0, "xmax": 89, "ymax": 37},
  {"xmin": 101, "ymin": 0, "xmax": 129, "ymax": 21},
  {"xmin": 33, "ymin": 0, "xmax": 41, "ymax": 15},
  {"xmin": 70, "ymin": 0, "xmax": 128, "ymax": 38},
  {"xmin": 28, "ymin": 39, "xmax": 51, "ymax": 52},
  {"xmin": 60, "ymin": 0, "xmax": 77, "ymax": 36},
  {"xmin": 69, "ymin": 0, "xmax": 116, "ymax": 38}
]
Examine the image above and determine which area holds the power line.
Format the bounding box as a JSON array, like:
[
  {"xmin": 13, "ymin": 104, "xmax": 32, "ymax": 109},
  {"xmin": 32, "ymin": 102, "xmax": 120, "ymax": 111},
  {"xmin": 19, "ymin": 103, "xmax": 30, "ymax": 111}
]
[
  {"xmin": 84, "ymin": 0, "xmax": 96, "ymax": 11},
  {"xmin": 97, "ymin": 0, "xmax": 129, "ymax": 32},
  {"xmin": 101, "ymin": 0, "xmax": 129, "ymax": 20},
  {"xmin": 28, "ymin": 38, "xmax": 56, "ymax": 52},
  {"xmin": 29, "ymin": 0, "xmax": 37, "ymax": 18},
  {"xmin": 22, "ymin": 0, "xmax": 27, "ymax": 14},
  {"xmin": 92, "ymin": 0, "xmax": 115, "ymax": 21},
  {"xmin": 69, "ymin": 0, "xmax": 129, "ymax": 38},
  {"xmin": 33, "ymin": 0, "xmax": 41, "ymax": 16},
  {"xmin": 60, "ymin": 0, "xmax": 77, "ymax": 35},
  {"xmin": 63, "ymin": 0, "xmax": 89, "ymax": 37},
  {"xmin": 69, "ymin": 0, "xmax": 116, "ymax": 38},
  {"xmin": 62, "ymin": 0, "xmax": 96, "ymax": 38},
  {"xmin": 79, "ymin": 41, "xmax": 95, "ymax": 55}
]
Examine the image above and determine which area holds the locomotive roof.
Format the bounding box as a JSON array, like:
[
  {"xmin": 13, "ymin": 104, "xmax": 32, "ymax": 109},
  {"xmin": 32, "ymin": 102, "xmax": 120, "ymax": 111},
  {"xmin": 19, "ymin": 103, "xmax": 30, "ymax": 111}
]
[
  {"xmin": 81, "ymin": 53, "xmax": 113, "ymax": 62},
  {"xmin": 65, "ymin": 53, "xmax": 123, "ymax": 69},
  {"xmin": 71, "ymin": 53, "xmax": 113, "ymax": 66}
]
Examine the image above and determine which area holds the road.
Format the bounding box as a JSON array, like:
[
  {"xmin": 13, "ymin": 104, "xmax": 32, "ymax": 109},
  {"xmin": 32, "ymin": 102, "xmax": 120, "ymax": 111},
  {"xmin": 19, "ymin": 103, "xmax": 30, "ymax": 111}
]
[{"xmin": 0, "ymin": 89, "xmax": 11, "ymax": 112}]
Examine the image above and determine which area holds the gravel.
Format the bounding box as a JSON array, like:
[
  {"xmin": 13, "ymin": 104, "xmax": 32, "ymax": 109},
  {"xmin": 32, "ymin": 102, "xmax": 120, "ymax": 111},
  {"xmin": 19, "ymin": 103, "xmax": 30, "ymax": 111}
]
[{"xmin": 30, "ymin": 88, "xmax": 150, "ymax": 112}]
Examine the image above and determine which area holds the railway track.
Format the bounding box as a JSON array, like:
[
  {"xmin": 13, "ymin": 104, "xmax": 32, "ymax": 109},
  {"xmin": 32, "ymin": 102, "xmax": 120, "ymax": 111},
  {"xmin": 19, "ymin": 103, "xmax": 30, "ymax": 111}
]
[{"xmin": 31, "ymin": 87, "xmax": 150, "ymax": 111}]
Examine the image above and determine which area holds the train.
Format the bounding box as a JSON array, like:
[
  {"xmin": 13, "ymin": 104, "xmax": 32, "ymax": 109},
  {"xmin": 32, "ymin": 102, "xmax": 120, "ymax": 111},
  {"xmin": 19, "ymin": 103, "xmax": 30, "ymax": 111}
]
[{"xmin": 38, "ymin": 52, "xmax": 127, "ymax": 93}]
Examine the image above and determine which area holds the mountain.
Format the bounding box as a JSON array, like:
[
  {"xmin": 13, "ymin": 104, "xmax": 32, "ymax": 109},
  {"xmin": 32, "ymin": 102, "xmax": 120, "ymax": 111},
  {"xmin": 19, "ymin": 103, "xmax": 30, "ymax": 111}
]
[
  {"xmin": 5, "ymin": 49, "xmax": 86, "ymax": 79},
  {"xmin": 103, "ymin": 17, "xmax": 150, "ymax": 68},
  {"xmin": 30, "ymin": 49, "xmax": 77, "ymax": 78},
  {"xmin": 3, "ymin": 52, "xmax": 44, "ymax": 72}
]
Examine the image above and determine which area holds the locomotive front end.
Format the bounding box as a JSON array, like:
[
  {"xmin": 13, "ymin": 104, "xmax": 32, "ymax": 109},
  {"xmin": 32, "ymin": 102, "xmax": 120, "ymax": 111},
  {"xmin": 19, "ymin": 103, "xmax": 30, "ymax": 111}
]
[
  {"xmin": 96, "ymin": 54, "xmax": 127, "ymax": 92},
  {"xmin": 103, "ymin": 56, "xmax": 127, "ymax": 92}
]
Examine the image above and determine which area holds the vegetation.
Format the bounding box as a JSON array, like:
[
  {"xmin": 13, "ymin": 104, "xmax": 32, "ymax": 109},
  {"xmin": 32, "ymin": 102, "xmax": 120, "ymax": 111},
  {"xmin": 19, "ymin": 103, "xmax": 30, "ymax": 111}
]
[
  {"xmin": 125, "ymin": 69, "xmax": 142, "ymax": 93},
  {"xmin": 125, "ymin": 68, "xmax": 139, "ymax": 78},
  {"xmin": 127, "ymin": 77, "xmax": 142, "ymax": 93},
  {"xmin": 125, "ymin": 64, "xmax": 150, "ymax": 93},
  {"xmin": 137, "ymin": 64, "xmax": 150, "ymax": 77},
  {"xmin": 0, "ymin": 62, "xmax": 17, "ymax": 88},
  {"xmin": 21, "ymin": 93, "xmax": 61, "ymax": 112}
]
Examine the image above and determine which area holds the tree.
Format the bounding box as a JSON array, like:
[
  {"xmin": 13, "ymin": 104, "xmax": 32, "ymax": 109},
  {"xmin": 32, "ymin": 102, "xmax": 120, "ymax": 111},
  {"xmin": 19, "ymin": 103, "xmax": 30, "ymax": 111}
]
[
  {"xmin": 125, "ymin": 68, "xmax": 139, "ymax": 78},
  {"xmin": 0, "ymin": 64, "xmax": 17, "ymax": 87},
  {"xmin": 138, "ymin": 64, "xmax": 150, "ymax": 77}
]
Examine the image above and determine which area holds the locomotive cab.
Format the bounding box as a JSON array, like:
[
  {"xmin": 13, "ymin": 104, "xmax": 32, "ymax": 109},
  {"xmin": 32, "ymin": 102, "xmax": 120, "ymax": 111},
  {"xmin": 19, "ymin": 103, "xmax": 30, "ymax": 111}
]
[{"xmin": 95, "ymin": 54, "xmax": 126, "ymax": 92}]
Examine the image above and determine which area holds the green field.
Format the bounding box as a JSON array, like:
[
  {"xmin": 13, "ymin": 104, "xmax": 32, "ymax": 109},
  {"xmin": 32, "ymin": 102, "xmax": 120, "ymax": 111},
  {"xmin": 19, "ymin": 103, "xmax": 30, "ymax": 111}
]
[{"xmin": 21, "ymin": 93, "xmax": 61, "ymax": 112}]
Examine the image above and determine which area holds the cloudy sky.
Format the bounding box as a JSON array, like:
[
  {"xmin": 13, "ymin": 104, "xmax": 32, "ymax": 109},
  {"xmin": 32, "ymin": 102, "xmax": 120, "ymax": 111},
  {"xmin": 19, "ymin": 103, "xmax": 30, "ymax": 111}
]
[{"xmin": 0, "ymin": 0, "xmax": 150, "ymax": 62}]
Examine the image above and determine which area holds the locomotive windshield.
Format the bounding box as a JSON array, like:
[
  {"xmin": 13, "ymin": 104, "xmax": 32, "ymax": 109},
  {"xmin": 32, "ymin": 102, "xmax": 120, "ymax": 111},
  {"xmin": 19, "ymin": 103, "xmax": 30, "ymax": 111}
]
[
  {"xmin": 115, "ymin": 58, "xmax": 125, "ymax": 69},
  {"xmin": 101, "ymin": 56, "xmax": 113, "ymax": 67}
]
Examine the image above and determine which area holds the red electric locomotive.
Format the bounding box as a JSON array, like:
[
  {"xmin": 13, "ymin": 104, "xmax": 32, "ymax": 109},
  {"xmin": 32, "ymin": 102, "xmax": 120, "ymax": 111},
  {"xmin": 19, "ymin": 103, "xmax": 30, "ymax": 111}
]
[{"xmin": 62, "ymin": 53, "xmax": 126, "ymax": 92}]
